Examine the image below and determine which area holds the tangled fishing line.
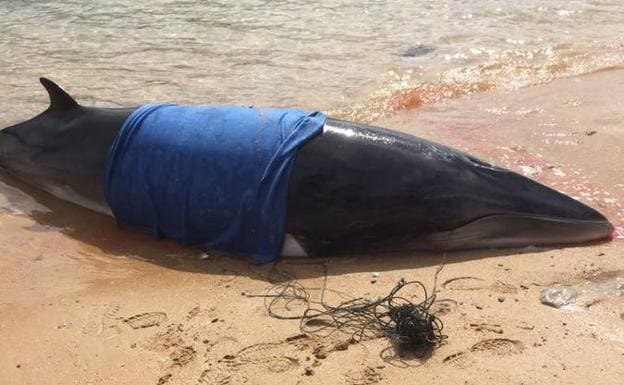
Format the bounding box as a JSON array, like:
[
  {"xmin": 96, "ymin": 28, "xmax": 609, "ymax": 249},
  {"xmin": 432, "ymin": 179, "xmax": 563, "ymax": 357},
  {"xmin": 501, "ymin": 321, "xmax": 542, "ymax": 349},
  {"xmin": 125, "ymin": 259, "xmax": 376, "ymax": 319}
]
[{"xmin": 247, "ymin": 262, "xmax": 447, "ymax": 358}]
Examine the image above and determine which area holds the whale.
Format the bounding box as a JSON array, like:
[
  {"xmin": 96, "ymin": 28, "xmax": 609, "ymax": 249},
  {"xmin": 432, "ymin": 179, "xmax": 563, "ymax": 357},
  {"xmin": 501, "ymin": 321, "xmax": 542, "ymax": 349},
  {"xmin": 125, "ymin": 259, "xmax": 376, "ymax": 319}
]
[{"xmin": 0, "ymin": 78, "xmax": 614, "ymax": 257}]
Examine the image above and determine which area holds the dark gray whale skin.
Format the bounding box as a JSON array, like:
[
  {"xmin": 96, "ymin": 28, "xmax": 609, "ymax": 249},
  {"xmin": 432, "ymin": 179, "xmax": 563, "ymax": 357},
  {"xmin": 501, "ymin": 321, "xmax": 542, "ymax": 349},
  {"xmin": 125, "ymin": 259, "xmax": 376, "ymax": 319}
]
[
  {"xmin": 288, "ymin": 119, "xmax": 613, "ymax": 255},
  {"xmin": 0, "ymin": 78, "xmax": 614, "ymax": 256},
  {"xmin": 0, "ymin": 79, "xmax": 133, "ymax": 215}
]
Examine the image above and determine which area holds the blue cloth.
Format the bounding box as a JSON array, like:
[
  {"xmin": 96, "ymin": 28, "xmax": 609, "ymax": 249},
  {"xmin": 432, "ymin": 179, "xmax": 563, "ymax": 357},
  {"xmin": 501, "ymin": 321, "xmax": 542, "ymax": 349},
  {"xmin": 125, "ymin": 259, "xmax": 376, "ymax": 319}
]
[{"xmin": 103, "ymin": 104, "xmax": 325, "ymax": 264}]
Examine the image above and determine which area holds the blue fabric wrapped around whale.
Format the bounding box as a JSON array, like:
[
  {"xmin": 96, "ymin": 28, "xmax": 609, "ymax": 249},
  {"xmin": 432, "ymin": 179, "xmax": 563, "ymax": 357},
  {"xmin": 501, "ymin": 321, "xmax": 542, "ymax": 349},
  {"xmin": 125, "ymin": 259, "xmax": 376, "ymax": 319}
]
[{"xmin": 103, "ymin": 104, "xmax": 325, "ymax": 264}]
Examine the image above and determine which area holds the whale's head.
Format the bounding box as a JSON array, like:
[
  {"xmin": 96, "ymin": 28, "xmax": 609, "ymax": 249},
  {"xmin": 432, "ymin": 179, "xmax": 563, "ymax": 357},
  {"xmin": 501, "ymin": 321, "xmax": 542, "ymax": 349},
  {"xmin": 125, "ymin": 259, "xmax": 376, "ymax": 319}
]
[
  {"xmin": 287, "ymin": 119, "xmax": 614, "ymax": 255},
  {"xmin": 422, "ymin": 154, "xmax": 616, "ymax": 250},
  {"xmin": 0, "ymin": 78, "xmax": 132, "ymax": 214}
]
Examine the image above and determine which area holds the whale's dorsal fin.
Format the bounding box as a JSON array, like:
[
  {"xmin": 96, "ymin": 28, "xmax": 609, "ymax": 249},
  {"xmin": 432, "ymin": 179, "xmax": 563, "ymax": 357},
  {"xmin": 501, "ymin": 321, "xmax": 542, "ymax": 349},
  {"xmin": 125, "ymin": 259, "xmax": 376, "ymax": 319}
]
[{"xmin": 39, "ymin": 77, "xmax": 79, "ymax": 111}]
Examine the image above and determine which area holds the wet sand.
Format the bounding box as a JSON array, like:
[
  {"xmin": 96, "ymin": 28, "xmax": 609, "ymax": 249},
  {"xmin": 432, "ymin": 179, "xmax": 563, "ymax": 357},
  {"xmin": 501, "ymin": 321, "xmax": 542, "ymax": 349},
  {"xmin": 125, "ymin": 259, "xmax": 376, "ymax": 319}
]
[{"xmin": 1, "ymin": 70, "xmax": 623, "ymax": 385}]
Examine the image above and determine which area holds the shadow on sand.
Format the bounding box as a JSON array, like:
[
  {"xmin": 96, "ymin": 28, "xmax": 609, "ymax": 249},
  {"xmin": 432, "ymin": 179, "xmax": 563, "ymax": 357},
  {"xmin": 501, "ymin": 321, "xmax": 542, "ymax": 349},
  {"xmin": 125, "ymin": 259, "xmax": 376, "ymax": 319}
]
[{"xmin": 1, "ymin": 172, "xmax": 596, "ymax": 283}]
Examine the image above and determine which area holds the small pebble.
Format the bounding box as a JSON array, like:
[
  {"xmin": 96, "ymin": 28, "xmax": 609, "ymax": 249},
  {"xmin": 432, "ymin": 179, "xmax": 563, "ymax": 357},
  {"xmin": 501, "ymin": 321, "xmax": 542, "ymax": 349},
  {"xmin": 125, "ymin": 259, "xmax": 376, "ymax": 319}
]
[
  {"xmin": 199, "ymin": 253, "xmax": 210, "ymax": 260},
  {"xmin": 371, "ymin": 279, "xmax": 377, "ymax": 284},
  {"xmin": 498, "ymin": 296, "xmax": 505, "ymax": 303},
  {"xmin": 304, "ymin": 368, "xmax": 314, "ymax": 376},
  {"xmin": 372, "ymin": 272, "xmax": 380, "ymax": 278}
]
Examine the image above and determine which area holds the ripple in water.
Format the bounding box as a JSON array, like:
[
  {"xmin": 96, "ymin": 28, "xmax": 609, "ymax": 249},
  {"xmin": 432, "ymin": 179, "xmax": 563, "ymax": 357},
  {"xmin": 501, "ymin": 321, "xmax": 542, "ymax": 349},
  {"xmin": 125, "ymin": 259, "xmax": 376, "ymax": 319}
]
[{"xmin": 0, "ymin": 0, "xmax": 624, "ymax": 123}]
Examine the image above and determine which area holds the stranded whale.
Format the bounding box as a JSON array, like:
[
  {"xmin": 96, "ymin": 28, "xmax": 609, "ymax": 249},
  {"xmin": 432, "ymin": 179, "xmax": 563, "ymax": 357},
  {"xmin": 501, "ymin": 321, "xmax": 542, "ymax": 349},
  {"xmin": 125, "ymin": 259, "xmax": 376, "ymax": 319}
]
[{"xmin": 0, "ymin": 78, "xmax": 614, "ymax": 261}]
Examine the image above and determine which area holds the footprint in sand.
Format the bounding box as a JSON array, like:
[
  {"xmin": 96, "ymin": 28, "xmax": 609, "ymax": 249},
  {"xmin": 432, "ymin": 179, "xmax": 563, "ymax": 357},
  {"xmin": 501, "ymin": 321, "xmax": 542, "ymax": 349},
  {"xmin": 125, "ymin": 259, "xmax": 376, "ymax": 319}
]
[
  {"xmin": 431, "ymin": 299, "xmax": 458, "ymax": 315},
  {"xmin": 81, "ymin": 303, "xmax": 121, "ymax": 336},
  {"xmin": 124, "ymin": 312, "xmax": 168, "ymax": 329},
  {"xmin": 442, "ymin": 351, "xmax": 475, "ymax": 369},
  {"xmin": 156, "ymin": 374, "xmax": 172, "ymax": 385},
  {"xmin": 197, "ymin": 341, "xmax": 300, "ymax": 385},
  {"xmin": 202, "ymin": 333, "xmax": 335, "ymax": 384},
  {"xmin": 224, "ymin": 342, "xmax": 301, "ymax": 373},
  {"xmin": 469, "ymin": 321, "xmax": 503, "ymax": 334},
  {"xmin": 81, "ymin": 313, "xmax": 106, "ymax": 336},
  {"xmin": 198, "ymin": 369, "xmax": 248, "ymax": 385},
  {"xmin": 443, "ymin": 277, "xmax": 518, "ymax": 294},
  {"xmin": 344, "ymin": 366, "xmax": 383, "ymax": 385},
  {"xmin": 470, "ymin": 338, "xmax": 524, "ymax": 355},
  {"xmin": 443, "ymin": 338, "xmax": 525, "ymax": 368},
  {"xmin": 490, "ymin": 281, "xmax": 518, "ymax": 294},
  {"xmin": 144, "ymin": 323, "xmax": 186, "ymax": 352},
  {"xmin": 443, "ymin": 277, "xmax": 488, "ymax": 291},
  {"xmin": 169, "ymin": 346, "xmax": 196, "ymax": 368},
  {"xmin": 185, "ymin": 305, "xmax": 217, "ymax": 322}
]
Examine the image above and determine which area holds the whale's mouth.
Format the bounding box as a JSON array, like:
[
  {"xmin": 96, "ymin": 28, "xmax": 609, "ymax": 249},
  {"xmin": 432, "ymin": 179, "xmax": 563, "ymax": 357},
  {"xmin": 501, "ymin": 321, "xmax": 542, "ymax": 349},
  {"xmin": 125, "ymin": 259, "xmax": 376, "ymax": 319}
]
[
  {"xmin": 610, "ymin": 227, "xmax": 616, "ymax": 241},
  {"xmin": 425, "ymin": 214, "xmax": 614, "ymax": 250}
]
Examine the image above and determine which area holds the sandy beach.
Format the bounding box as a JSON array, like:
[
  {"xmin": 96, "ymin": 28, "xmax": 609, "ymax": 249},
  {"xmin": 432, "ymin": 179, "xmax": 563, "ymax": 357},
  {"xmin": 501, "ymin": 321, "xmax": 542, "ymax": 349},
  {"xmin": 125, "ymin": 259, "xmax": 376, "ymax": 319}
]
[{"xmin": 1, "ymin": 69, "xmax": 623, "ymax": 385}]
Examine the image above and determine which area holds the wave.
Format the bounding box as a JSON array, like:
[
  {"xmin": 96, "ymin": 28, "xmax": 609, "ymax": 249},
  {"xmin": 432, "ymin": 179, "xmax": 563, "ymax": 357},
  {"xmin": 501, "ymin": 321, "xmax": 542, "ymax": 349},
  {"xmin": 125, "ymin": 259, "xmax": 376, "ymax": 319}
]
[{"xmin": 331, "ymin": 41, "xmax": 624, "ymax": 122}]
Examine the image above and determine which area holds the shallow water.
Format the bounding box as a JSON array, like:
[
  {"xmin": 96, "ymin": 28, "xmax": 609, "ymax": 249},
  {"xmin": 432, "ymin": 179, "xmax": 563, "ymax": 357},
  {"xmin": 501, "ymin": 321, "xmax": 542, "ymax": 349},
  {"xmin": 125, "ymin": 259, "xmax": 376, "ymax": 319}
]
[{"xmin": 1, "ymin": 0, "xmax": 624, "ymax": 122}]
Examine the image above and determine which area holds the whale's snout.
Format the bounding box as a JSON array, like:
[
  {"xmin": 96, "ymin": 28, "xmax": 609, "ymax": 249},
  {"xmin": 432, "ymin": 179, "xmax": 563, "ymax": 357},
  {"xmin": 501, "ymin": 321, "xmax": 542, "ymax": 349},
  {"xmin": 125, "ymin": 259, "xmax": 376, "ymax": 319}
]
[{"xmin": 440, "ymin": 158, "xmax": 614, "ymax": 249}]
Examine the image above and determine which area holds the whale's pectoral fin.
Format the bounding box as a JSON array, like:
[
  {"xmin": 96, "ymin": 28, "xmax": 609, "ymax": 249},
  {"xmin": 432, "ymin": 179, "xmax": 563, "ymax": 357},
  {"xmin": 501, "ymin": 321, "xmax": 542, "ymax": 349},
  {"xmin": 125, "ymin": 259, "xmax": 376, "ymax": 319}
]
[{"xmin": 39, "ymin": 77, "xmax": 79, "ymax": 111}]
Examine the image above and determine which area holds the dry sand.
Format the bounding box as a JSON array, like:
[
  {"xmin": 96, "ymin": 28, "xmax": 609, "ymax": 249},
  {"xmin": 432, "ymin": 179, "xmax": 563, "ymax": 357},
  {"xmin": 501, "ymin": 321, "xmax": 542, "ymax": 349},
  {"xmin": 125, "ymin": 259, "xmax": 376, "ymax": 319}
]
[{"xmin": 1, "ymin": 69, "xmax": 623, "ymax": 385}]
